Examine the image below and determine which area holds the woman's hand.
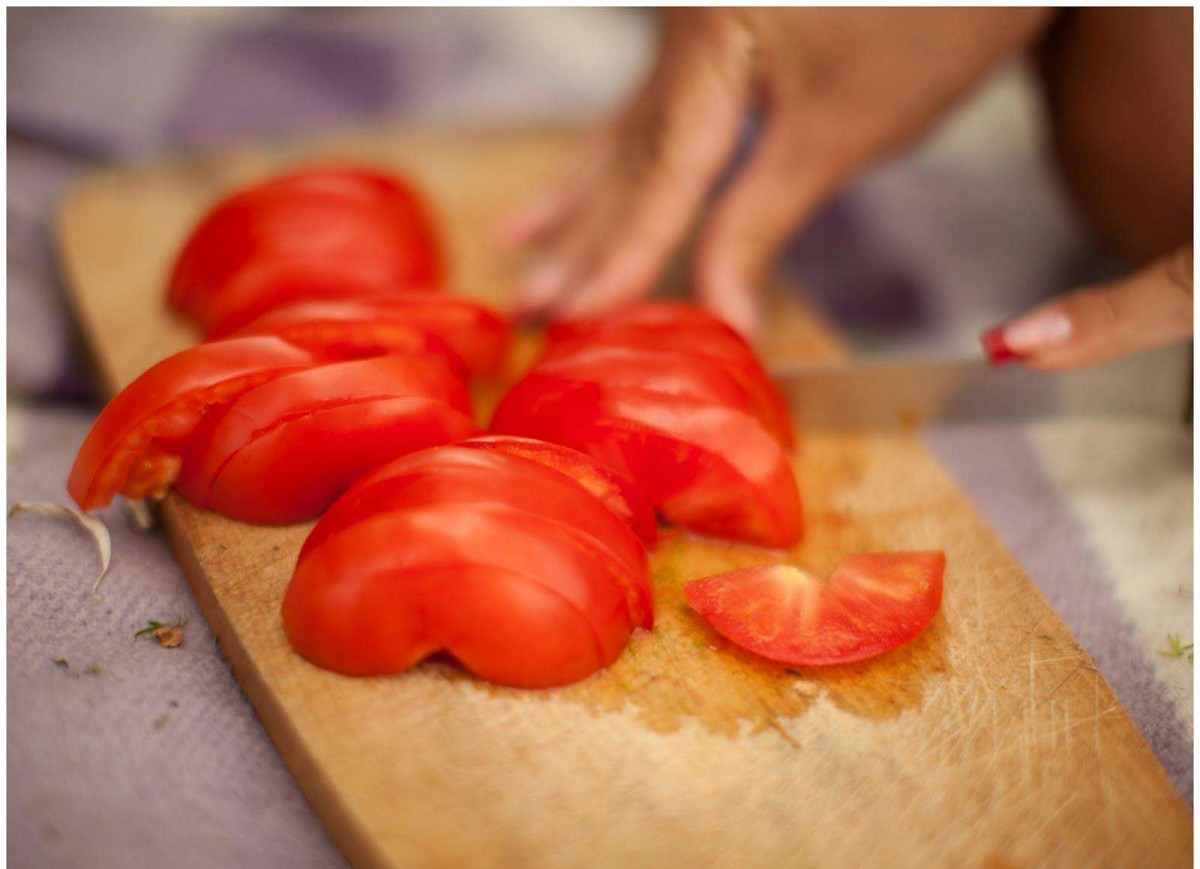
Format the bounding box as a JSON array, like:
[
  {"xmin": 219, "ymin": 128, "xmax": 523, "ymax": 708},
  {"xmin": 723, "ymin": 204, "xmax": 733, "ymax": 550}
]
[
  {"xmin": 983, "ymin": 245, "xmax": 1193, "ymax": 369},
  {"xmin": 501, "ymin": 8, "xmax": 1051, "ymax": 335}
]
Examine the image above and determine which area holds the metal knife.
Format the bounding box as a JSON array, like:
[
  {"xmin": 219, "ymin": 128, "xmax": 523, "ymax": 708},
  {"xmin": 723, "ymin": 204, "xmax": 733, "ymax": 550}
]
[{"xmin": 769, "ymin": 344, "xmax": 1192, "ymax": 430}]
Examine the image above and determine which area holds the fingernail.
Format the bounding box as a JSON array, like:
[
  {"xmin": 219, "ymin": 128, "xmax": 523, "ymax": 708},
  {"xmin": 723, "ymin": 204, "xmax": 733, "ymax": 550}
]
[
  {"xmin": 980, "ymin": 325, "xmax": 1022, "ymax": 365},
  {"xmin": 1002, "ymin": 309, "xmax": 1073, "ymax": 353}
]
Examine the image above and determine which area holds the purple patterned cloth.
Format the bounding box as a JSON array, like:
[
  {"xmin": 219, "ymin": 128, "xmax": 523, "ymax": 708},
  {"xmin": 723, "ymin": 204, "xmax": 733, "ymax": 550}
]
[{"xmin": 7, "ymin": 9, "xmax": 1191, "ymax": 866}]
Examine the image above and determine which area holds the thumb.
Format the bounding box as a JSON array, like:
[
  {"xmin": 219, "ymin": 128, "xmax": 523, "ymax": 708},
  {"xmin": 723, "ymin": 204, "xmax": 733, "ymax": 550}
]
[{"xmin": 981, "ymin": 245, "xmax": 1193, "ymax": 370}]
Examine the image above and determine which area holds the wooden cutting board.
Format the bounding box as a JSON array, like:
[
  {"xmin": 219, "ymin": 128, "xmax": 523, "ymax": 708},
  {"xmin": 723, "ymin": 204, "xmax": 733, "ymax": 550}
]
[{"xmin": 58, "ymin": 123, "xmax": 1191, "ymax": 868}]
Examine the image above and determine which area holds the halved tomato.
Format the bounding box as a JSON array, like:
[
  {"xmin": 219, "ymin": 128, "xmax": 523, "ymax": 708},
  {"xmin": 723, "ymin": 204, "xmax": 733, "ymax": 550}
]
[
  {"xmin": 169, "ymin": 166, "xmax": 443, "ymax": 335},
  {"xmin": 491, "ymin": 373, "xmax": 802, "ymax": 547},
  {"xmin": 225, "ymin": 295, "xmax": 512, "ymax": 377},
  {"xmin": 283, "ymin": 564, "xmax": 608, "ymax": 686},
  {"xmin": 683, "ymin": 551, "xmax": 945, "ymax": 666},
  {"xmin": 67, "ymin": 336, "xmax": 314, "ymax": 510},
  {"xmin": 286, "ymin": 497, "xmax": 638, "ymax": 686},
  {"xmin": 534, "ymin": 343, "xmax": 793, "ymax": 450},
  {"xmin": 174, "ymin": 356, "xmax": 477, "ymax": 524},
  {"xmin": 458, "ymin": 435, "xmax": 657, "ymax": 546},
  {"xmin": 296, "ymin": 446, "xmax": 652, "ymax": 628}
]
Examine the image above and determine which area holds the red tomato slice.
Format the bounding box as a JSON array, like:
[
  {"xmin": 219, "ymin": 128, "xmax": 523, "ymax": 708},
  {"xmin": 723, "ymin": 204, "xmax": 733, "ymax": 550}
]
[
  {"xmin": 224, "ymin": 295, "xmax": 512, "ymax": 377},
  {"xmin": 534, "ymin": 344, "xmax": 794, "ymax": 450},
  {"xmin": 173, "ymin": 355, "xmax": 475, "ymax": 523},
  {"xmin": 491, "ymin": 374, "xmax": 802, "ymax": 547},
  {"xmin": 683, "ymin": 551, "xmax": 945, "ymax": 666},
  {"xmin": 297, "ymin": 447, "xmax": 652, "ymax": 628},
  {"xmin": 294, "ymin": 502, "xmax": 634, "ymax": 666},
  {"xmin": 67, "ymin": 336, "xmax": 314, "ymax": 511},
  {"xmin": 283, "ymin": 565, "xmax": 607, "ymax": 687},
  {"xmin": 169, "ymin": 166, "xmax": 443, "ymax": 334},
  {"xmin": 458, "ymin": 435, "xmax": 657, "ymax": 546}
]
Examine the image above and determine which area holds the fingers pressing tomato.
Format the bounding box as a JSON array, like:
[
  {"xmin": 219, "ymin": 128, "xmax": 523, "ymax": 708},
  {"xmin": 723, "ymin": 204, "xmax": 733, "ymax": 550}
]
[
  {"xmin": 684, "ymin": 551, "xmax": 945, "ymax": 666},
  {"xmin": 490, "ymin": 303, "xmax": 802, "ymax": 548},
  {"xmin": 283, "ymin": 441, "xmax": 653, "ymax": 686},
  {"xmin": 170, "ymin": 166, "xmax": 444, "ymax": 335}
]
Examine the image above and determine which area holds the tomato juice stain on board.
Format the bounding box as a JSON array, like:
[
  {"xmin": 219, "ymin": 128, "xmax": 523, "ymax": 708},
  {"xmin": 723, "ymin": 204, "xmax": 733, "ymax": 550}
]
[{"xmin": 458, "ymin": 431, "xmax": 950, "ymax": 737}]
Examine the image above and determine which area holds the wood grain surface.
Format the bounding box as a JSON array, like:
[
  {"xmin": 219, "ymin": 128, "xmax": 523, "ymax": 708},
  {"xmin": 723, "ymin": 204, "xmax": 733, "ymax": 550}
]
[{"xmin": 57, "ymin": 123, "xmax": 1191, "ymax": 868}]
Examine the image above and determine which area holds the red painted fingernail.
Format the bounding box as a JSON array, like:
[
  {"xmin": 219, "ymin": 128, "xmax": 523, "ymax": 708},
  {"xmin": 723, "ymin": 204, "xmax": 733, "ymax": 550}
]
[{"xmin": 980, "ymin": 325, "xmax": 1022, "ymax": 365}]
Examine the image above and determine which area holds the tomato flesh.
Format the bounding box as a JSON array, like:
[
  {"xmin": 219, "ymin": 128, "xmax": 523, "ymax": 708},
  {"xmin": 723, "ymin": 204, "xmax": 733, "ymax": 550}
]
[
  {"xmin": 684, "ymin": 551, "xmax": 945, "ymax": 666},
  {"xmin": 67, "ymin": 337, "xmax": 314, "ymax": 510}
]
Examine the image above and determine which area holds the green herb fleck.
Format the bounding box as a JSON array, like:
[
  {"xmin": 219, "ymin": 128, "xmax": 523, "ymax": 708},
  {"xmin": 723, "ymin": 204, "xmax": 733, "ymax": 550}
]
[
  {"xmin": 135, "ymin": 616, "xmax": 189, "ymax": 648},
  {"xmin": 52, "ymin": 658, "xmax": 69, "ymax": 669},
  {"xmin": 1157, "ymin": 633, "xmax": 1193, "ymax": 659}
]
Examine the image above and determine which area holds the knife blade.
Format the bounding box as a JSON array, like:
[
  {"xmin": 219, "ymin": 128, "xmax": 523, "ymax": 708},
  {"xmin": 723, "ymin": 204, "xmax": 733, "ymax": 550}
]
[{"xmin": 769, "ymin": 343, "xmax": 1191, "ymax": 430}]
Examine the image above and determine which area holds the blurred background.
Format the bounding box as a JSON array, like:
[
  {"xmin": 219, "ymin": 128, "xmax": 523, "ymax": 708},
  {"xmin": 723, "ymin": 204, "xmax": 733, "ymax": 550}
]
[
  {"xmin": 9, "ymin": 5, "xmax": 1103, "ymax": 401},
  {"xmin": 7, "ymin": 8, "xmax": 1189, "ymax": 867}
]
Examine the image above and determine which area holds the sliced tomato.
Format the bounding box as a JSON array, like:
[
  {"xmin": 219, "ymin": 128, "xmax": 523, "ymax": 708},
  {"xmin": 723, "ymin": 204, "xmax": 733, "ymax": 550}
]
[
  {"xmin": 283, "ymin": 565, "xmax": 607, "ymax": 686},
  {"xmin": 491, "ymin": 373, "xmax": 802, "ymax": 548},
  {"xmin": 289, "ymin": 501, "xmax": 635, "ymax": 681},
  {"xmin": 534, "ymin": 343, "xmax": 793, "ymax": 450},
  {"xmin": 67, "ymin": 336, "xmax": 314, "ymax": 510},
  {"xmin": 225, "ymin": 295, "xmax": 512, "ymax": 377},
  {"xmin": 297, "ymin": 447, "xmax": 652, "ymax": 627},
  {"xmin": 683, "ymin": 551, "xmax": 945, "ymax": 666},
  {"xmin": 458, "ymin": 435, "xmax": 657, "ymax": 546},
  {"xmin": 169, "ymin": 166, "xmax": 443, "ymax": 334},
  {"xmin": 173, "ymin": 355, "xmax": 472, "ymax": 521}
]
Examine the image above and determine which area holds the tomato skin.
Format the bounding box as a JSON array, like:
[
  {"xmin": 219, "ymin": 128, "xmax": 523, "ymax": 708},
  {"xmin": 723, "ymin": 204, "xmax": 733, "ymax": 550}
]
[
  {"xmin": 284, "ymin": 443, "xmax": 654, "ymax": 686},
  {"xmin": 544, "ymin": 303, "xmax": 794, "ymax": 450},
  {"xmin": 283, "ymin": 565, "xmax": 605, "ymax": 687},
  {"xmin": 169, "ymin": 166, "xmax": 443, "ymax": 334},
  {"xmin": 491, "ymin": 373, "xmax": 802, "ymax": 548},
  {"xmin": 683, "ymin": 551, "xmax": 945, "ymax": 667},
  {"xmin": 457, "ymin": 435, "xmax": 657, "ymax": 546},
  {"xmin": 226, "ymin": 295, "xmax": 512, "ymax": 377},
  {"xmin": 289, "ymin": 502, "xmax": 635, "ymax": 685},
  {"xmin": 172, "ymin": 355, "xmax": 475, "ymax": 524},
  {"xmin": 67, "ymin": 336, "xmax": 315, "ymax": 511},
  {"xmin": 535, "ymin": 343, "xmax": 793, "ymax": 450},
  {"xmin": 297, "ymin": 446, "xmax": 653, "ymax": 628}
]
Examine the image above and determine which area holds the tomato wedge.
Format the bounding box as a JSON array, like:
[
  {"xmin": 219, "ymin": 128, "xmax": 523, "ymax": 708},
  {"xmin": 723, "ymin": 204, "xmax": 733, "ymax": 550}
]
[
  {"xmin": 491, "ymin": 373, "xmax": 802, "ymax": 547},
  {"xmin": 535, "ymin": 343, "xmax": 793, "ymax": 450},
  {"xmin": 225, "ymin": 295, "xmax": 512, "ymax": 377},
  {"xmin": 296, "ymin": 446, "xmax": 652, "ymax": 628},
  {"xmin": 169, "ymin": 166, "xmax": 443, "ymax": 335},
  {"xmin": 285, "ymin": 442, "xmax": 652, "ymax": 686},
  {"xmin": 67, "ymin": 337, "xmax": 314, "ymax": 510},
  {"xmin": 683, "ymin": 551, "xmax": 945, "ymax": 666},
  {"xmin": 458, "ymin": 436, "xmax": 657, "ymax": 546},
  {"xmin": 174, "ymin": 356, "xmax": 477, "ymax": 524},
  {"xmin": 283, "ymin": 565, "xmax": 609, "ymax": 686}
]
